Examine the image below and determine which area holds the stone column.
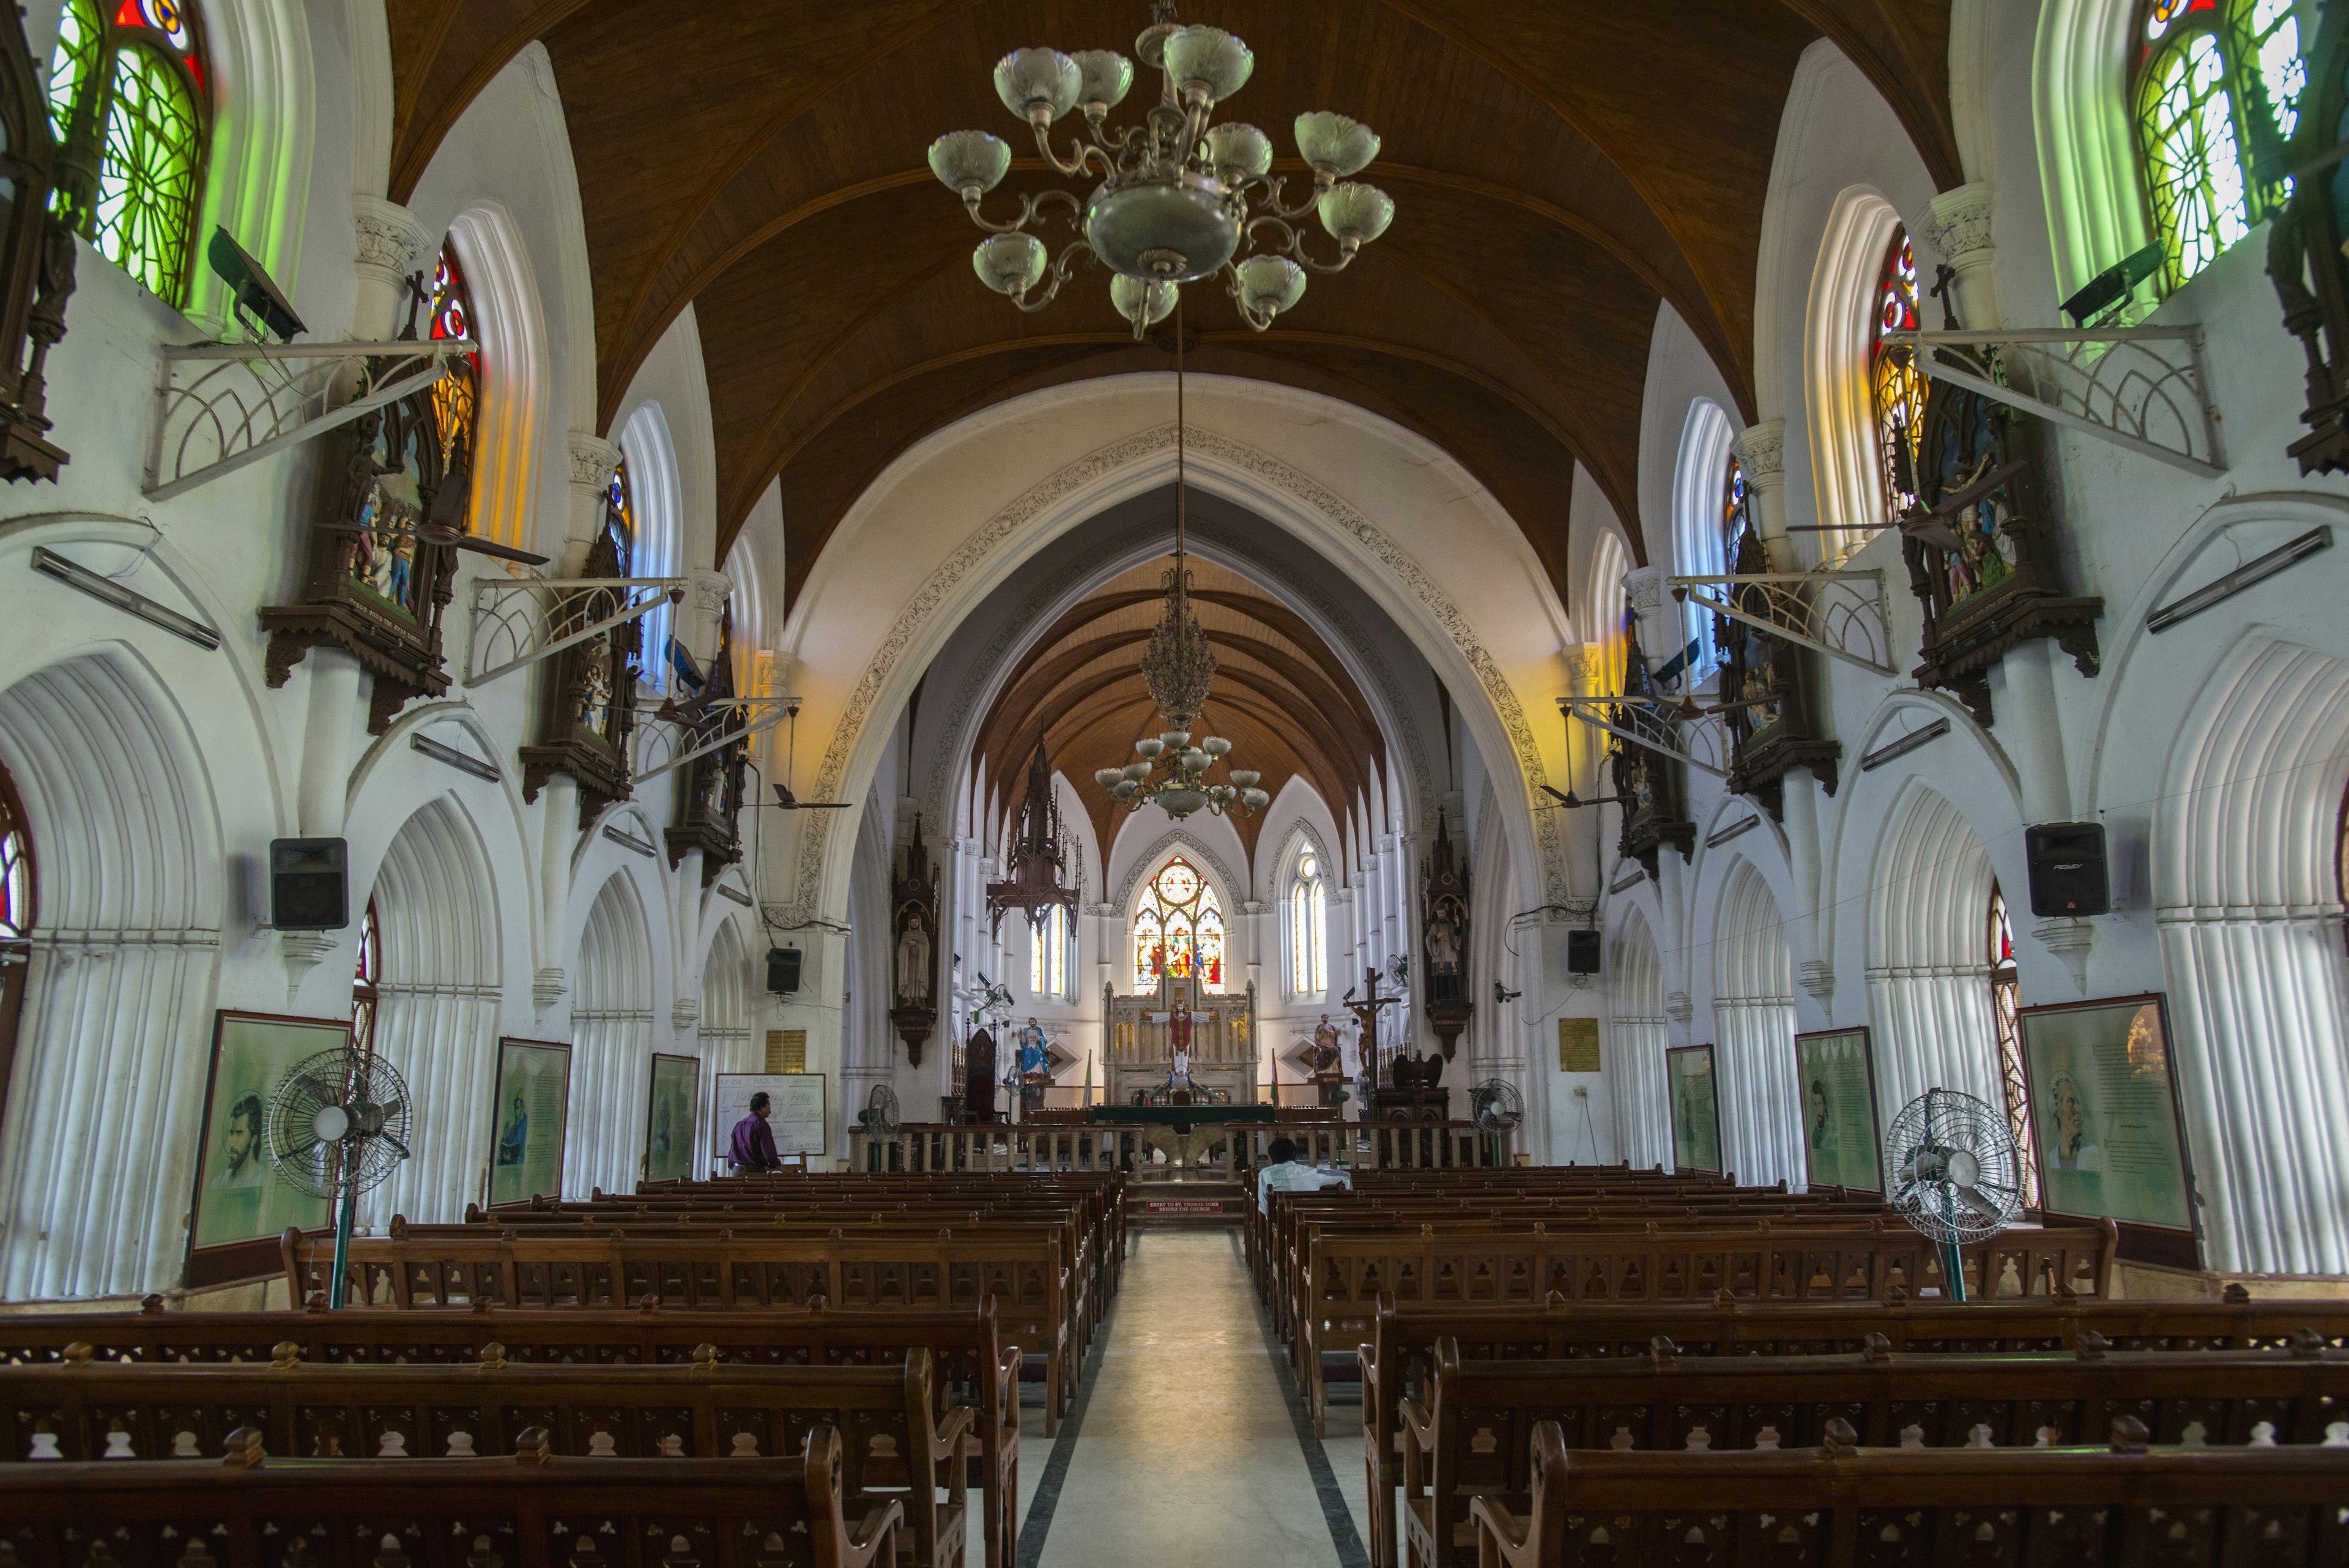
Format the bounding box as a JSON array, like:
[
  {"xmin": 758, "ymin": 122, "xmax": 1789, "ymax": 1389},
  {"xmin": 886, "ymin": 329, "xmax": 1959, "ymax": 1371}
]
[
  {"xmin": 1622, "ymin": 565, "xmax": 1674, "ymax": 661},
  {"xmin": 351, "ymin": 195, "xmax": 433, "ymax": 341},
  {"xmin": 564, "ymin": 434, "xmax": 622, "ymax": 579},
  {"xmin": 1917, "ymin": 182, "xmax": 2001, "ymax": 332},
  {"xmin": 682, "ymin": 568, "xmax": 733, "ymax": 671},
  {"xmin": 1731, "ymin": 419, "xmax": 1790, "ymax": 550}
]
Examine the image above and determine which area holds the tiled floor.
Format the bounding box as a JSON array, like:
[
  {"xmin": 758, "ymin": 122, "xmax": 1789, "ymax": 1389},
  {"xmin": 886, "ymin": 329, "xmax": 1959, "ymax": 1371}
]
[{"xmin": 977, "ymin": 1228, "xmax": 1373, "ymax": 1567}]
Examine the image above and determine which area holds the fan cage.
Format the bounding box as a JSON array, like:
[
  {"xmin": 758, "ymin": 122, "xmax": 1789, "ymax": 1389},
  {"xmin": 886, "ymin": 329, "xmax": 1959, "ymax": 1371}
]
[
  {"xmin": 1885, "ymin": 1087, "xmax": 2022, "ymax": 1246},
  {"xmin": 264, "ymin": 1046, "xmax": 413, "ymax": 1201}
]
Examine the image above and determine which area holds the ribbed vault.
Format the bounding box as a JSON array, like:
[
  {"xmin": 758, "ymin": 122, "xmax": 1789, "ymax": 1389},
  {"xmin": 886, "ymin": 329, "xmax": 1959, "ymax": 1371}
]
[{"xmin": 380, "ymin": 0, "xmax": 1960, "ymax": 612}]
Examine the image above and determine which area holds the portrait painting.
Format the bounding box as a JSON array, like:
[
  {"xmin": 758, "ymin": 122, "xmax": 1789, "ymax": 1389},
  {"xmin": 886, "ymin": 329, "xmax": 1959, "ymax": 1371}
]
[{"xmin": 187, "ymin": 1013, "xmax": 344, "ymax": 1258}]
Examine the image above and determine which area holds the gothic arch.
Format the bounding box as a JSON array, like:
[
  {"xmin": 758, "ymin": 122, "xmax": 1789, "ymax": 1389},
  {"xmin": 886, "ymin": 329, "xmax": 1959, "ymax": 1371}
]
[
  {"xmin": 1805, "ymin": 185, "xmax": 1906, "ymax": 556},
  {"xmin": 1710, "ymin": 856, "xmax": 1802, "ymax": 1188},
  {"xmin": 1863, "ymin": 781, "xmax": 2004, "ymax": 1120},
  {"xmin": 1609, "ymin": 903, "xmax": 1671, "ymax": 1170},
  {"xmin": 446, "ymin": 202, "xmax": 550, "ymax": 557},
  {"xmin": 2033, "ymin": 0, "xmax": 2151, "ymax": 303},
  {"xmin": 570, "ymin": 869, "xmax": 654, "ymax": 1197}
]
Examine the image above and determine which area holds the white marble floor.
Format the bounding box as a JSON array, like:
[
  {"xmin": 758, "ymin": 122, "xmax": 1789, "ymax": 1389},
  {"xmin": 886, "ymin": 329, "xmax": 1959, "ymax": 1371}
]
[{"xmin": 979, "ymin": 1228, "xmax": 1368, "ymax": 1568}]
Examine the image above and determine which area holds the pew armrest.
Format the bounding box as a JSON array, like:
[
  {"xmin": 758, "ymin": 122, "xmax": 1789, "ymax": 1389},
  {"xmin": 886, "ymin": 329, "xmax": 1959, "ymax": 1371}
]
[
  {"xmin": 1469, "ymin": 1496, "xmax": 1535, "ymax": 1568},
  {"xmin": 995, "ymin": 1344, "xmax": 1022, "ymax": 1436},
  {"xmin": 930, "ymin": 1402, "xmax": 976, "ymax": 1465},
  {"xmin": 844, "ymin": 1502, "xmax": 904, "ymax": 1568}
]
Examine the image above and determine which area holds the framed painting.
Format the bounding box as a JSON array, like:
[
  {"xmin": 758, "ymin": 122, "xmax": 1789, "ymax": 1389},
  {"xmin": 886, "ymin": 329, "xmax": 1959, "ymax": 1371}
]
[
  {"xmin": 2018, "ymin": 994, "xmax": 2199, "ymax": 1264},
  {"xmin": 1666, "ymin": 1044, "xmax": 1721, "ymax": 1176},
  {"xmin": 1794, "ymin": 1026, "xmax": 1884, "ymax": 1195},
  {"xmin": 644, "ymin": 1052, "xmax": 700, "ymax": 1184},
  {"xmin": 488, "ymin": 1037, "xmax": 571, "ymax": 1207},
  {"xmin": 184, "ymin": 1011, "xmax": 344, "ymax": 1287}
]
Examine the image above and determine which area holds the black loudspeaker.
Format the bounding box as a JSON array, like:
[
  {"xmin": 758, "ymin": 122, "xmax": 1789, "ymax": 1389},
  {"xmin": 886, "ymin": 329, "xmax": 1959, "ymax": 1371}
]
[
  {"xmin": 269, "ymin": 838, "xmax": 348, "ymax": 931},
  {"xmin": 2025, "ymin": 822, "xmax": 2110, "ymax": 916},
  {"xmin": 766, "ymin": 946, "xmax": 803, "ymax": 994},
  {"xmin": 1565, "ymin": 929, "xmax": 1602, "ymax": 974}
]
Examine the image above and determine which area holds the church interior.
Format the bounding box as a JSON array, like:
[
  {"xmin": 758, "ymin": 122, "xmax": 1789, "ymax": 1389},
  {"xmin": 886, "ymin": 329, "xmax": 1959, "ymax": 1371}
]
[{"xmin": 2, "ymin": 0, "xmax": 2349, "ymax": 1561}]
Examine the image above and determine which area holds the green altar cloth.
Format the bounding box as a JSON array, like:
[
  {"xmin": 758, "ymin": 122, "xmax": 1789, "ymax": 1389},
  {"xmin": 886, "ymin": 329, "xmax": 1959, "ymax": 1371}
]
[{"xmin": 1084, "ymin": 1104, "xmax": 1277, "ymax": 1126}]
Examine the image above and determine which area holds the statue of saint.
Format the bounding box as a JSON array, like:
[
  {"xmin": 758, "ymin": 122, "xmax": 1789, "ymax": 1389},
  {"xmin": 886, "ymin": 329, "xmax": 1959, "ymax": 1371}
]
[
  {"xmin": 1017, "ymin": 1018, "xmax": 1050, "ymax": 1080},
  {"xmin": 1168, "ymin": 1006, "xmax": 1193, "ymax": 1085},
  {"xmin": 1427, "ymin": 915, "xmax": 1461, "ymax": 1003},
  {"xmin": 1310, "ymin": 1014, "xmax": 1341, "ymax": 1077},
  {"xmin": 894, "ymin": 917, "xmax": 930, "ymax": 1004}
]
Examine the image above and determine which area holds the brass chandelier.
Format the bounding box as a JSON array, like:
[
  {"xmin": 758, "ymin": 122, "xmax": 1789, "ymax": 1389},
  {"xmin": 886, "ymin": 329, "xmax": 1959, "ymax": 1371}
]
[
  {"xmin": 926, "ymin": 1, "xmax": 1394, "ymax": 337},
  {"xmin": 1092, "ymin": 308, "xmax": 1270, "ymax": 823}
]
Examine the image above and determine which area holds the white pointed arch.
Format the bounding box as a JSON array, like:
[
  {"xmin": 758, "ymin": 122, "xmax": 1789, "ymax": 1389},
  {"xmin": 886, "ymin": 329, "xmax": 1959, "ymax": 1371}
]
[
  {"xmin": 1862, "ymin": 781, "xmax": 2004, "ymax": 1121},
  {"xmin": 445, "ymin": 203, "xmax": 549, "ymax": 557},
  {"xmin": 1710, "ymin": 856, "xmax": 1802, "ymax": 1188},
  {"xmin": 570, "ymin": 870, "xmax": 654, "ymax": 1197},
  {"xmin": 1608, "ymin": 902, "xmax": 1671, "ymax": 1169},
  {"xmin": 1805, "ymin": 185, "xmax": 1905, "ymax": 557},
  {"xmin": 620, "ymin": 401, "xmax": 685, "ymax": 686},
  {"xmin": 1671, "ymin": 399, "xmax": 1737, "ymax": 670}
]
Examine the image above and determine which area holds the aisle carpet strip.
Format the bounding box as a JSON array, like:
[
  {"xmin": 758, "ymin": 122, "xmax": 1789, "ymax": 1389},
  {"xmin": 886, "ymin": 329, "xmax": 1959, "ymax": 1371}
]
[{"xmin": 1234, "ymin": 1230, "xmax": 1372, "ymax": 1568}]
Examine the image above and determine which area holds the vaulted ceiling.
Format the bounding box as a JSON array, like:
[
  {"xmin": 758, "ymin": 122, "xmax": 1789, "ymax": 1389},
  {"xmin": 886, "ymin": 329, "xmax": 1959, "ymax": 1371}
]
[
  {"xmin": 387, "ymin": 0, "xmax": 1958, "ymax": 615},
  {"xmin": 973, "ymin": 555, "xmax": 1385, "ymax": 863}
]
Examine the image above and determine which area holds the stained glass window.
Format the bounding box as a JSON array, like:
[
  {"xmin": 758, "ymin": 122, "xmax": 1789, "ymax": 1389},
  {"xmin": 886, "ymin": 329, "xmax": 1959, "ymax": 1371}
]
[
  {"xmin": 1290, "ymin": 849, "xmax": 1327, "ymax": 995},
  {"xmin": 1030, "ymin": 904, "xmax": 1069, "ymax": 998},
  {"xmin": 607, "ymin": 459, "xmax": 636, "ymax": 575},
  {"xmin": 1869, "ymin": 226, "xmax": 1924, "ymax": 526},
  {"xmin": 1987, "ymin": 886, "xmax": 2043, "ymax": 1210},
  {"xmin": 351, "ymin": 898, "xmax": 380, "ymax": 1056},
  {"xmin": 2133, "ymin": 0, "xmax": 2302, "ymax": 294},
  {"xmin": 1130, "ymin": 855, "xmax": 1225, "ymax": 993},
  {"xmin": 1721, "ymin": 452, "xmax": 1749, "ymax": 570},
  {"xmin": 46, "ymin": 0, "xmax": 209, "ymax": 305},
  {"xmin": 427, "ymin": 241, "xmax": 478, "ymax": 473},
  {"xmin": 0, "ymin": 765, "xmax": 30, "ymax": 944}
]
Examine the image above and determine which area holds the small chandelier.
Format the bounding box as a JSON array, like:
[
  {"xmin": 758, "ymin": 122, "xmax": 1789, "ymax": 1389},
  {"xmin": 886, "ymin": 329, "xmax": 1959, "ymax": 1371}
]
[
  {"xmin": 927, "ymin": 1, "xmax": 1393, "ymax": 337},
  {"xmin": 1089, "ymin": 295, "xmax": 1270, "ymax": 823}
]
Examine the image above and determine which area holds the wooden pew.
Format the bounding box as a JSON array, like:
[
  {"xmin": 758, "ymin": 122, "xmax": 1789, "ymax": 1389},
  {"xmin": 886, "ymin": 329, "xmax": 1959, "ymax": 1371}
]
[
  {"xmin": 284, "ymin": 1225, "xmax": 1081, "ymax": 1436},
  {"xmin": 1467, "ymin": 1418, "xmax": 2349, "ymax": 1568},
  {"xmin": 1398, "ymin": 1338, "xmax": 2349, "ymax": 1568},
  {"xmin": 0, "ymin": 1350, "xmax": 970, "ymax": 1568},
  {"xmin": 0, "ymin": 1425, "xmax": 900, "ymax": 1568},
  {"xmin": 1353, "ymin": 1284, "xmax": 2339, "ymax": 1568},
  {"xmin": 0, "ymin": 1296, "xmax": 1022, "ymax": 1568}
]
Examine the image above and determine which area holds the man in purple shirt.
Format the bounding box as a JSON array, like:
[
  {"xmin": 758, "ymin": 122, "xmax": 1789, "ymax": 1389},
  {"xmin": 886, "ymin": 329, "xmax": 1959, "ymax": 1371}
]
[{"xmin": 728, "ymin": 1091, "xmax": 780, "ymax": 1171}]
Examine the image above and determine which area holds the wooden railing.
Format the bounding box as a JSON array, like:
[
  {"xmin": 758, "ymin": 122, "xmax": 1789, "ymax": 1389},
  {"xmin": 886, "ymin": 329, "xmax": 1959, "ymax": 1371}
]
[{"xmin": 848, "ymin": 1120, "xmax": 1513, "ymax": 1178}]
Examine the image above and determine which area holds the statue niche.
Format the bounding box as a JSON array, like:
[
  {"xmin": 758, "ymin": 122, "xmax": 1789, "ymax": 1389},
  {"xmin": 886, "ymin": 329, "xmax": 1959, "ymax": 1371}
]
[
  {"xmin": 259, "ymin": 370, "xmax": 470, "ymax": 734},
  {"xmin": 1714, "ymin": 486, "xmax": 1841, "ymax": 817},
  {"xmin": 518, "ymin": 504, "xmax": 639, "ymax": 828},
  {"xmin": 1420, "ymin": 813, "xmax": 1472, "ymax": 1060},
  {"xmin": 664, "ymin": 606, "xmax": 748, "ymax": 883},
  {"xmin": 1611, "ymin": 615, "xmax": 1695, "ymax": 878},
  {"xmin": 888, "ymin": 816, "xmax": 941, "ymax": 1067}
]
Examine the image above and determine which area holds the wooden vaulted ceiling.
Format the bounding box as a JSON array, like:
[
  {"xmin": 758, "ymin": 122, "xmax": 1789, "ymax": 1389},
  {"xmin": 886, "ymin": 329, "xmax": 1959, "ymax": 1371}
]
[
  {"xmin": 386, "ymin": 1, "xmax": 1959, "ymax": 614},
  {"xmin": 973, "ymin": 556, "xmax": 1386, "ymax": 864}
]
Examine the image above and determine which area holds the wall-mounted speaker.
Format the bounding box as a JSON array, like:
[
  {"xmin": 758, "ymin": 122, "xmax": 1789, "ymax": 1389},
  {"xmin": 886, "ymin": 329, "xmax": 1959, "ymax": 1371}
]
[
  {"xmin": 1566, "ymin": 929, "xmax": 1602, "ymax": 974},
  {"xmin": 269, "ymin": 838, "xmax": 348, "ymax": 931},
  {"xmin": 2024, "ymin": 822, "xmax": 2109, "ymax": 917},
  {"xmin": 766, "ymin": 946, "xmax": 803, "ymax": 995}
]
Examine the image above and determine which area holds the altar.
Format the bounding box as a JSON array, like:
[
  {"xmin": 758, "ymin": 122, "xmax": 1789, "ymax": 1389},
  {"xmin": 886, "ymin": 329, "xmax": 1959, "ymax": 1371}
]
[{"xmin": 1102, "ymin": 968, "xmax": 1257, "ymax": 1106}]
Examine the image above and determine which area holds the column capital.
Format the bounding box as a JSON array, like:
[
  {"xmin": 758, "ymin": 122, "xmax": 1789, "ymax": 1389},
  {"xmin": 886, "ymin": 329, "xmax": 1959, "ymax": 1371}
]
[
  {"xmin": 1731, "ymin": 419, "xmax": 1787, "ymax": 487},
  {"xmin": 1622, "ymin": 564, "xmax": 1666, "ymax": 613},
  {"xmin": 1920, "ymin": 181, "xmax": 1995, "ymax": 263},
  {"xmin": 352, "ymin": 193, "xmax": 434, "ymax": 282},
  {"xmin": 568, "ymin": 433, "xmax": 622, "ymax": 494}
]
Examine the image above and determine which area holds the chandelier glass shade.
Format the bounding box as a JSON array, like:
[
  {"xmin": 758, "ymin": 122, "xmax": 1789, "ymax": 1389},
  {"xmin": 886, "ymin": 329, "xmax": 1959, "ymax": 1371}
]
[{"xmin": 929, "ymin": 6, "xmax": 1394, "ymax": 338}]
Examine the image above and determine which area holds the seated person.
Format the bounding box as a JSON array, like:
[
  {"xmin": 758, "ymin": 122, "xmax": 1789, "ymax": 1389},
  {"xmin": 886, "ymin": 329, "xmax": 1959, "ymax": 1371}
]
[{"xmin": 1255, "ymin": 1134, "xmax": 1353, "ymax": 1214}]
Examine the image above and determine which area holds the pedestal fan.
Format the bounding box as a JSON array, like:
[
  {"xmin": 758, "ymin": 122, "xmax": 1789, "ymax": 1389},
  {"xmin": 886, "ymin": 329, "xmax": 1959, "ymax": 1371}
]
[
  {"xmin": 264, "ymin": 1045, "xmax": 412, "ymax": 1308},
  {"xmin": 1884, "ymin": 1087, "xmax": 2021, "ymax": 1302}
]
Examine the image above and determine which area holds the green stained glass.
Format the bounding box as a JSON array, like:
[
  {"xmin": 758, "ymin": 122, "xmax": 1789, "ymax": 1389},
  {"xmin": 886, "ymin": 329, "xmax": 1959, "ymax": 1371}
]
[
  {"xmin": 45, "ymin": 0, "xmax": 100, "ymax": 143},
  {"xmin": 2139, "ymin": 30, "xmax": 2251, "ymax": 289},
  {"xmin": 2240, "ymin": 0, "xmax": 2303, "ymax": 139},
  {"xmin": 92, "ymin": 43, "xmax": 199, "ymax": 301}
]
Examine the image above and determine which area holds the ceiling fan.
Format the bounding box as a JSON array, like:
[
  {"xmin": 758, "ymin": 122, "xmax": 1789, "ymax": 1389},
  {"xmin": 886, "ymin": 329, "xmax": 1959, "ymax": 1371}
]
[
  {"xmin": 315, "ymin": 519, "xmax": 547, "ymax": 568},
  {"xmin": 768, "ymin": 702, "xmax": 850, "ymax": 811}
]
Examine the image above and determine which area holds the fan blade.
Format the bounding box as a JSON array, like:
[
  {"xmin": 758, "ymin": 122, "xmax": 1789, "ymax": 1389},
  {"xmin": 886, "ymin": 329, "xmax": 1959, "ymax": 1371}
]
[
  {"xmin": 420, "ymin": 526, "xmax": 549, "ymax": 567},
  {"xmin": 379, "ymin": 1133, "xmax": 412, "ymax": 1161}
]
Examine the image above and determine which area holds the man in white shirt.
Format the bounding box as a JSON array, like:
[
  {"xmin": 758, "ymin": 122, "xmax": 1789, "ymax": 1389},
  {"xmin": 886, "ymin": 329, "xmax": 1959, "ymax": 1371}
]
[{"xmin": 1256, "ymin": 1135, "xmax": 1353, "ymax": 1213}]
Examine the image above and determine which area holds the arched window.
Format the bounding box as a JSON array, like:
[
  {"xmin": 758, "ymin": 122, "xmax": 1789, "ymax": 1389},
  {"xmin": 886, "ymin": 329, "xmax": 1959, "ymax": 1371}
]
[
  {"xmin": 1721, "ymin": 451, "xmax": 1750, "ymax": 570},
  {"xmin": 1289, "ymin": 847, "xmax": 1327, "ymax": 995},
  {"xmin": 606, "ymin": 458, "xmax": 645, "ymax": 682},
  {"xmin": 2134, "ymin": 0, "xmax": 2303, "ymax": 293},
  {"xmin": 0, "ymin": 759, "xmax": 34, "ymax": 1121},
  {"xmin": 1029, "ymin": 904, "xmax": 1070, "ymax": 998},
  {"xmin": 1987, "ymin": 885, "xmax": 2043, "ymax": 1210},
  {"xmin": 1130, "ymin": 856, "xmax": 1225, "ymax": 993},
  {"xmin": 427, "ymin": 240, "xmax": 478, "ymax": 477},
  {"xmin": 45, "ymin": 0, "xmax": 209, "ymax": 305},
  {"xmin": 350, "ymin": 897, "xmax": 380, "ymax": 1056},
  {"xmin": 1869, "ymin": 226, "xmax": 1924, "ymax": 524}
]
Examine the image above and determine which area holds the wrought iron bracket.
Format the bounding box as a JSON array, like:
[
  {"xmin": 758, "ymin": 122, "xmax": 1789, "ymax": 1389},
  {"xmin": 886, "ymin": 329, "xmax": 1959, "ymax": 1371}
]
[
  {"xmin": 144, "ymin": 338, "xmax": 475, "ymax": 503},
  {"xmin": 1555, "ymin": 696, "xmax": 1727, "ymax": 778},
  {"xmin": 1884, "ymin": 326, "xmax": 2224, "ymax": 478},
  {"xmin": 631, "ymin": 696, "xmax": 793, "ymax": 786},
  {"xmin": 1666, "ymin": 568, "xmax": 1897, "ymax": 677},
  {"xmin": 466, "ymin": 576, "xmax": 685, "ymax": 685}
]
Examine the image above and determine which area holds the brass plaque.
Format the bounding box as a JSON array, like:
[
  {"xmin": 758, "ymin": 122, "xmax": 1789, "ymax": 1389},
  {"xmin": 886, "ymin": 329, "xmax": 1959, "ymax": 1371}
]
[
  {"xmin": 1557, "ymin": 1017, "xmax": 1601, "ymax": 1073},
  {"xmin": 766, "ymin": 1028, "xmax": 807, "ymax": 1074}
]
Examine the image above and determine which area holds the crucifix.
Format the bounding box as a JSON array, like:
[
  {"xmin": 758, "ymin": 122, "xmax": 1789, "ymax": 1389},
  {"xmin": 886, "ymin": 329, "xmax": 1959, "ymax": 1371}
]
[{"xmin": 1343, "ymin": 968, "xmax": 1404, "ymax": 1087}]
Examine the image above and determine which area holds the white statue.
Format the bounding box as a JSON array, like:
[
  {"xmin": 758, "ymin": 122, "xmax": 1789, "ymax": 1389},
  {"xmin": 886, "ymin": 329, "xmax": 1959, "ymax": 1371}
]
[{"xmin": 895, "ymin": 919, "xmax": 931, "ymax": 1004}]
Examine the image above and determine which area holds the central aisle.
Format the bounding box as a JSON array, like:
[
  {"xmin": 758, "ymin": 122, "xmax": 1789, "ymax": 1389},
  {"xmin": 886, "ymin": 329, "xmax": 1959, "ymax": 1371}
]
[{"xmin": 1026, "ymin": 1229, "xmax": 1367, "ymax": 1567}]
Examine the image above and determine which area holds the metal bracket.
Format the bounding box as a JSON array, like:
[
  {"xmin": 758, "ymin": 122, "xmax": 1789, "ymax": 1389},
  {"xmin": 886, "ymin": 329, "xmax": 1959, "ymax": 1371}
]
[
  {"xmin": 631, "ymin": 696, "xmax": 792, "ymax": 786},
  {"xmin": 1884, "ymin": 326, "xmax": 2224, "ymax": 478},
  {"xmin": 1666, "ymin": 568, "xmax": 1897, "ymax": 677},
  {"xmin": 144, "ymin": 338, "xmax": 474, "ymax": 503},
  {"xmin": 1556, "ymin": 696, "xmax": 1727, "ymax": 778},
  {"xmin": 466, "ymin": 576, "xmax": 685, "ymax": 685}
]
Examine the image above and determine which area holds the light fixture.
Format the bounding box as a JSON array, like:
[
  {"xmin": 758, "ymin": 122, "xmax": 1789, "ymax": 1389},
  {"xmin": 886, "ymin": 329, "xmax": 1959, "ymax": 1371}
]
[
  {"xmin": 930, "ymin": 1, "xmax": 1393, "ymax": 338},
  {"xmin": 1088, "ymin": 303, "xmax": 1270, "ymax": 822}
]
